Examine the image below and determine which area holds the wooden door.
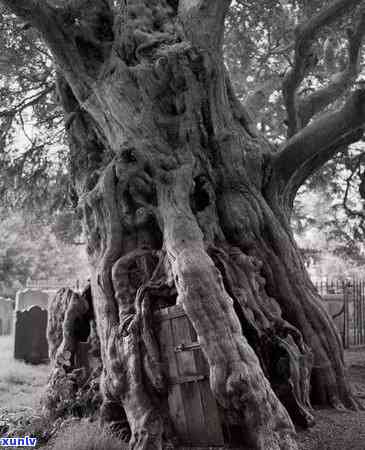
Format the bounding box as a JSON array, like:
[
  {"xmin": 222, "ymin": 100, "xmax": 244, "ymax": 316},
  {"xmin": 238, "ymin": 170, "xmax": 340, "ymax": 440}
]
[{"xmin": 155, "ymin": 305, "xmax": 225, "ymax": 447}]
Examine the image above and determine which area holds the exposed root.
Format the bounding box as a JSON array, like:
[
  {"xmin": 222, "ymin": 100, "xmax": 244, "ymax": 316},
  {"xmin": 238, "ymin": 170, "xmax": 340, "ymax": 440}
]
[
  {"xmin": 209, "ymin": 245, "xmax": 315, "ymax": 428},
  {"xmin": 106, "ymin": 249, "xmax": 177, "ymax": 448},
  {"xmin": 44, "ymin": 287, "xmax": 102, "ymax": 420}
]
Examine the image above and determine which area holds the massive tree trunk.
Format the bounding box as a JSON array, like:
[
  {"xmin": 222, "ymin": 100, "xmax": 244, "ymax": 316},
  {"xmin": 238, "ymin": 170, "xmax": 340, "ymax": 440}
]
[{"xmin": 4, "ymin": 1, "xmax": 365, "ymax": 449}]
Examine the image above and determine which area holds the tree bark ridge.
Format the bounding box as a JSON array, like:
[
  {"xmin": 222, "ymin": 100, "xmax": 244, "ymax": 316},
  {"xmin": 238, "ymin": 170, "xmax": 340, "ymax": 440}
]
[{"xmin": 158, "ymin": 164, "xmax": 299, "ymax": 449}]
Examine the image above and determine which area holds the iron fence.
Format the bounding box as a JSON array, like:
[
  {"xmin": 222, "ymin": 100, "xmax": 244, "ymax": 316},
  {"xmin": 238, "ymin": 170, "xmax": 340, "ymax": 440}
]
[
  {"xmin": 25, "ymin": 278, "xmax": 81, "ymax": 291},
  {"xmin": 314, "ymin": 279, "xmax": 365, "ymax": 348}
]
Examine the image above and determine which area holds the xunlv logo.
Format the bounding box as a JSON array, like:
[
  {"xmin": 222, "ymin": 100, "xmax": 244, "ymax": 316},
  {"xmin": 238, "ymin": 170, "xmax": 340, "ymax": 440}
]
[{"xmin": 0, "ymin": 437, "xmax": 37, "ymax": 447}]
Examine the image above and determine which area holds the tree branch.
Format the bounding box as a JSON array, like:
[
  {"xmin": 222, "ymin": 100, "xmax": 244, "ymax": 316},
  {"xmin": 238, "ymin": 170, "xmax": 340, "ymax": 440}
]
[
  {"xmin": 0, "ymin": 0, "xmax": 46, "ymax": 21},
  {"xmin": 0, "ymin": 0, "xmax": 70, "ymax": 56},
  {"xmin": 283, "ymin": 129, "xmax": 364, "ymax": 208},
  {"xmin": 298, "ymin": 6, "xmax": 365, "ymax": 128},
  {"xmin": 342, "ymin": 153, "xmax": 365, "ymax": 219},
  {"xmin": 178, "ymin": 0, "xmax": 232, "ymax": 51},
  {"xmin": 282, "ymin": 0, "xmax": 364, "ymax": 137},
  {"xmin": 1, "ymin": 0, "xmax": 113, "ymax": 100},
  {"xmin": 0, "ymin": 83, "xmax": 55, "ymax": 144},
  {"xmin": 274, "ymin": 89, "xmax": 365, "ymax": 185},
  {"xmin": 0, "ymin": 84, "xmax": 54, "ymax": 117}
]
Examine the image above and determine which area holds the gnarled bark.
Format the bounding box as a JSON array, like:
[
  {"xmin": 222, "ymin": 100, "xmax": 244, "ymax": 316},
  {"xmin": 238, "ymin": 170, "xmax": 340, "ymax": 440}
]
[{"xmin": 44, "ymin": 286, "xmax": 102, "ymax": 420}]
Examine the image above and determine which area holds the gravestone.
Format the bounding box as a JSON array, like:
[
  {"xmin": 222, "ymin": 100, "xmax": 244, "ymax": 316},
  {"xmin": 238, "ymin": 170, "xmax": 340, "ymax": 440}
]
[
  {"xmin": 0, "ymin": 297, "xmax": 13, "ymax": 335},
  {"xmin": 14, "ymin": 306, "xmax": 48, "ymax": 364},
  {"xmin": 15, "ymin": 289, "xmax": 49, "ymax": 311},
  {"xmin": 322, "ymin": 294, "xmax": 344, "ymax": 333}
]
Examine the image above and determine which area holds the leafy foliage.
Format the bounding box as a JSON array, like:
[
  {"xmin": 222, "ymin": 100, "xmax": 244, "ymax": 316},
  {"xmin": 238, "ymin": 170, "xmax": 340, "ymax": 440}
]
[
  {"xmin": 0, "ymin": 5, "xmax": 70, "ymax": 213},
  {"xmin": 0, "ymin": 210, "xmax": 88, "ymax": 297}
]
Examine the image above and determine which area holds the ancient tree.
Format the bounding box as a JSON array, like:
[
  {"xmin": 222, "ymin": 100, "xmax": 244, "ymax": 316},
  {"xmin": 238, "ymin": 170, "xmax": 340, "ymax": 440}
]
[{"xmin": 3, "ymin": 0, "xmax": 365, "ymax": 449}]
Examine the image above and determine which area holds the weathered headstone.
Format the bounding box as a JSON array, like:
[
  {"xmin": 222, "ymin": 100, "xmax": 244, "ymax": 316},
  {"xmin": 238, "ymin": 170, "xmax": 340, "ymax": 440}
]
[
  {"xmin": 322, "ymin": 294, "xmax": 344, "ymax": 333},
  {"xmin": 14, "ymin": 306, "xmax": 48, "ymax": 364},
  {"xmin": 15, "ymin": 289, "xmax": 49, "ymax": 311},
  {"xmin": 0, "ymin": 297, "xmax": 13, "ymax": 335}
]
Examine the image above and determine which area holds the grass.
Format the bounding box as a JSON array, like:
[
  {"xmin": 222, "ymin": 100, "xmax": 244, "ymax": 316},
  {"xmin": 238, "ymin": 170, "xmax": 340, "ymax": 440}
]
[
  {"xmin": 0, "ymin": 335, "xmax": 49, "ymax": 413},
  {"xmin": 0, "ymin": 336, "xmax": 127, "ymax": 449},
  {"xmin": 1, "ymin": 331, "xmax": 364, "ymax": 449},
  {"xmin": 47, "ymin": 420, "xmax": 128, "ymax": 450}
]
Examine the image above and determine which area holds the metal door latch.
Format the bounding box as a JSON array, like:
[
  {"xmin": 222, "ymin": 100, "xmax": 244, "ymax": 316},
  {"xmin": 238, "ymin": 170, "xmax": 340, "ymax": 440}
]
[{"xmin": 174, "ymin": 342, "xmax": 201, "ymax": 352}]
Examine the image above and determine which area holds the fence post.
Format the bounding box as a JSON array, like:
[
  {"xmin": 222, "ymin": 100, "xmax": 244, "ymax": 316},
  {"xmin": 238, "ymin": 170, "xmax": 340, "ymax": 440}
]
[{"xmin": 344, "ymin": 284, "xmax": 350, "ymax": 349}]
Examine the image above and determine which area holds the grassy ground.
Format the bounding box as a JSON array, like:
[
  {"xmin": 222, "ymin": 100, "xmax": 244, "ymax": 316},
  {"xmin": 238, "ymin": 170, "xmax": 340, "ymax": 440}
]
[
  {"xmin": 297, "ymin": 348, "xmax": 365, "ymax": 450},
  {"xmin": 44, "ymin": 420, "xmax": 128, "ymax": 450},
  {"xmin": 0, "ymin": 335, "xmax": 49, "ymax": 414},
  {"xmin": 1, "ymin": 334, "xmax": 365, "ymax": 449}
]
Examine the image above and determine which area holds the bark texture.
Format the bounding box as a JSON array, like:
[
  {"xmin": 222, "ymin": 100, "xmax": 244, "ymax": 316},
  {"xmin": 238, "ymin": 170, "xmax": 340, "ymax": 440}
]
[
  {"xmin": 4, "ymin": 1, "xmax": 365, "ymax": 449},
  {"xmin": 44, "ymin": 286, "xmax": 103, "ymax": 420}
]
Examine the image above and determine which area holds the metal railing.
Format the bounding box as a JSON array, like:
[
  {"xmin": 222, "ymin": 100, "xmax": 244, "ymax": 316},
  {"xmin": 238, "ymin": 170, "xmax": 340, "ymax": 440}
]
[
  {"xmin": 314, "ymin": 279, "xmax": 365, "ymax": 348},
  {"xmin": 25, "ymin": 278, "xmax": 81, "ymax": 291}
]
